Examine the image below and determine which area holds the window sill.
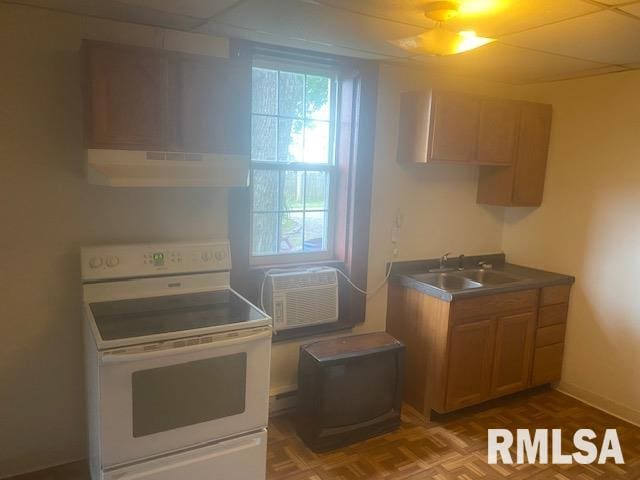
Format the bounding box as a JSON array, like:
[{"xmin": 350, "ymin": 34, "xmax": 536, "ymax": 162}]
[{"xmin": 271, "ymin": 320, "xmax": 354, "ymax": 343}]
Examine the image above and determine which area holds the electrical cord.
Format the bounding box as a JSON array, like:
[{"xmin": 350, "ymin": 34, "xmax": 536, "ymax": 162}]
[{"xmin": 334, "ymin": 262, "xmax": 394, "ymax": 297}]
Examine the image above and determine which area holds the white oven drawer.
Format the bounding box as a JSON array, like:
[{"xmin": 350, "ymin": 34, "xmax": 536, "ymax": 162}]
[
  {"xmin": 98, "ymin": 327, "xmax": 271, "ymax": 467},
  {"xmin": 103, "ymin": 430, "xmax": 267, "ymax": 480}
]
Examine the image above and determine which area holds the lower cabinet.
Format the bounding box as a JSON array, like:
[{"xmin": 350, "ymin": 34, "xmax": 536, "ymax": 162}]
[
  {"xmin": 491, "ymin": 312, "xmax": 536, "ymax": 396},
  {"xmin": 446, "ymin": 319, "xmax": 495, "ymax": 411},
  {"xmin": 531, "ymin": 343, "xmax": 564, "ymax": 385},
  {"xmin": 386, "ymin": 284, "xmax": 571, "ymax": 418},
  {"xmin": 446, "ymin": 311, "xmax": 536, "ymax": 411}
]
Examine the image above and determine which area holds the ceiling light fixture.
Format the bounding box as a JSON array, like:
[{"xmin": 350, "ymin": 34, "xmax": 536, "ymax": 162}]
[{"xmin": 390, "ymin": 1, "xmax": 496, "ymax": 56}]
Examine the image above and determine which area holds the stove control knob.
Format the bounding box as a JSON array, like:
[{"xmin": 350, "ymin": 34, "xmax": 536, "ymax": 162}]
[
  {"xmin": 201, "ymin": 251, "xmax": 213, "ymax": 262},
  {"xmin": 214, "ymin": 250, "xmax": 227, "ymax": 261},
  {"xmin": 89, "ymin": 256, "xmax": 103, "ymax": 269},
  {"xmin": 106, "ymin": 256, "xmax": 120, "ymax": 268}
]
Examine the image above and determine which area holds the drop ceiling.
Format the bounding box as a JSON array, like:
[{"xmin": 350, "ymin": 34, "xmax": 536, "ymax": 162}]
[{"xmin": 4, "ymin": 0, "xmax": 640, "ymax": 84}]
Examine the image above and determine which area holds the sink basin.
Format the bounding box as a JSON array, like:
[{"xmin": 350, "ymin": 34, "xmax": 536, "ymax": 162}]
[
  {"xmin": 410, "ymin": 272, "xmax": 483, "ymax": 291},
  {"xmin": 458, "ymin": 269, "xmax": 522, "ymax": 285}
]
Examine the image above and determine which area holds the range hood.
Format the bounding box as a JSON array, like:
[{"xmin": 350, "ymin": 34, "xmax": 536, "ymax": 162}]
[{"xmin": 86, "ymin": 149, "xmax": 250, "ymax": 187}]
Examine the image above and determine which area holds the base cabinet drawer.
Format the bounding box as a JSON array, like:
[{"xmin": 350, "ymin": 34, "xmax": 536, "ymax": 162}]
[
  {"xmin": 453, "ymin": 289, "xmax": 538, "ymax": 323},
  {"xmin": 536, "ymin": 324, "xmax": 566, "ymax": 347},
  {"xmin": 540, "ymin": 285, "xmax": 571, "ymax": 306},
  {"xmin": 538, "ymin": 303, "xmax": 568, "ymax": 327},
  {"xmin": 531, "ymin": 343, "xmax": 564, "ymax": 385}
]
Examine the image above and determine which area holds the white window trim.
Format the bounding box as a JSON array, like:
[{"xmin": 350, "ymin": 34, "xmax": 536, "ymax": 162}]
[{"xmin": 249, "ymin": 61, "xmax": 340, "ymax": 266}]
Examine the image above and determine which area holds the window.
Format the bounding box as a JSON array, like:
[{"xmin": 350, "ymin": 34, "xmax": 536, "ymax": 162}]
[
  {"xmin": 250, "ymin": 62, "xmax": 337, "ymax": 265},
  {"xmin": 229, "ymin": 41, "xmax": 378, "ymax": 340}
]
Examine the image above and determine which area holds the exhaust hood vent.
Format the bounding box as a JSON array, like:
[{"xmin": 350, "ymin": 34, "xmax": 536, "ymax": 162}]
[{"xmin": 86, "ymin": 149, "xmax": 250, "ymax": 188}]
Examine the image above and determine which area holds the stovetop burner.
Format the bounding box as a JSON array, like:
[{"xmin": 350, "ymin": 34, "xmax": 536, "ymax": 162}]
[{"xmin": 90, "ymin": 289, "xmax": 267, "ymax": 341}]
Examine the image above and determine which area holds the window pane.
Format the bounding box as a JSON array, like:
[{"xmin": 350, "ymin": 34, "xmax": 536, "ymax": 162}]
[
  {"xmin": 279, "ymin": 211, "xmax": 303, "ymax": 253},
  {"xmin": 305, "ymin": 171, "xmax": 328, "ymax": 210},
  {"xmin": 305, "ymin": 75, "xmax": 330, "ymax": 120},
  {"xmin": 279, "ymin": 71, "xmax": 304, "ymax": 118},
  {"xmin": 304, "ymin": 120, "xmax": 330, "ymax": 164},
  {"xmin": 304, "ymin": 211, "xmax": 327, "ymax": 252},
  {"xmin": 251, "ymin": 115, "xmax": 277, "ymax": 162},
  {"xmin": 277, "ymin": 118, "xmax": 304, "ymax": 163},
  {"xmin": 252, "ymin": 68, "xmax": 277, "ymax": 115},
  {"xmin": 252, "ymin": 213, "xmax": 278, "ymax": 255},
  {"xmin": 252, "ymin": 170, "xmax": 278, "ymax": 212},
  {"xmin": 281, "ymin": 170, "xmax": 305, "ymax": 210}
]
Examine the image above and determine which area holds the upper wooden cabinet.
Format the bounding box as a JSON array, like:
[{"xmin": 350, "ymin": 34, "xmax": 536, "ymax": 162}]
[
  {"xmin": 429, "ymin": 91, "xmax": 480, "ymax": 163},
  {"xmin": 176, "ymin": 55, "xmax": 250, "ymax": 155},
  {"xmin": 83, "ymin": 40, "xmax": 250, "ymax": 155},
  {"xmin": 398, "ymin": 90, "xmax": 521, "ymax": 166},
  {"xmin": 477, "ymin": 102, "xmax": 552, "ymax": 206},
  {"xmin": 398, "ymin": 90, "xmax": 552, "ymax": 206},
  {"xmin": 85, "ymin": 42, "xmax": 171, "ymax": 150},
  {"xmin": 398, "ymin": 90, "xmax": 479, "ymax": 165},
  {"xmin": 476, "ymin": 98, "xmax": 520, "ymax": 166}
]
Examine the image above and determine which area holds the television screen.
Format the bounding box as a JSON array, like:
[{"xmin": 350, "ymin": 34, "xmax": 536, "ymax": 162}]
[{"xmin": 319, "ymin": 351, "xmax": 398, "ymax": 428}]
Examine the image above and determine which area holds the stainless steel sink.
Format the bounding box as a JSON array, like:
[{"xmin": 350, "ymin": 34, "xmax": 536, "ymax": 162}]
[
  {"xmin": 457, "ymin": 269, "xmax": 522, "ymax": 285},
  {"xmin": 410, "ymin": 272, "xmax": 483, "ymax": 291}
]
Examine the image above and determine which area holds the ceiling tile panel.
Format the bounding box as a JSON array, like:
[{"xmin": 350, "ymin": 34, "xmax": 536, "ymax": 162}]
[
  {"xmin": 412, "ymin": 42, "xmax": 605, "ymax": 84},
  {"xmin": 9, "ymin": 0, "xmax": 202, "ymax": 29},
  {"xmin": 620, "ymin": 2, "xmax": 640, "ymax": 17},
  {"xmin": 595, "ymin": 0, "xmax": 638, "ymax": 4},
  {"xmin": 448, "ymin": 0, "xmax": 601, "ymax": 37},
  {"xmin": 114, "ymin": 0, "xmax": 240, "ymax": 19},
  {"xmin": 312, "ymin": 0, "xmax": 437, "ymax": 28},
  {"xmin": 504, "ymin": 10, "xmax": 640, "ymax": 65},
  {"xmin": 199, "ymin": 21, "xmax": 390, "ymax": 59},
  {"xmin": 203, "ymin": 0, "xmax": 425, "ymax": 58},
  {"xmin": 317, "ymin": 0, "xmax": 600, "ymax": 37},
  {"xmin": 527, "ymin": 64, "xmax": 630, "ymax": 83}
]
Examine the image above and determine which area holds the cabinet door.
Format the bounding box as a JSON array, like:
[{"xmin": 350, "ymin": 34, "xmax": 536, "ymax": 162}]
[
  {"xmin": 491, "ymin": 312, "xmax": 536, "ymax": 396},
  {"xmin": 531, "ymin": 343, "xmax": 564, "ymax": 385},
  {"xmin": 476, "ymin": 99, "xmax": 519, "ymax": 165},
  {"xmin": 176, "ymin": 56, "xmax": 251, "ymax": 154},
  {"xmin": 428, "ymin": 91, "xmax": 480, "ymax": 164},
  {"xmin": 512, "ymin": 102, "xmax": 552, "ymax": 205},
  {"xmin": 86, "ymin": 43, "xmax": 170, "ymax": 149},
  {"xmin": 446, "ymin": 319, "xmax": 495, "ymax": 411}
]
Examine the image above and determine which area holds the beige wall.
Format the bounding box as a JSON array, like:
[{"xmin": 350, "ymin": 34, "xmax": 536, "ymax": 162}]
[
  {"xmin": 504, "ymin": 70, "xmax": 640, "ymax": 425},
  {"xmin": 0, "ymin": 5, "xmax": 230, "ymax": 478}
]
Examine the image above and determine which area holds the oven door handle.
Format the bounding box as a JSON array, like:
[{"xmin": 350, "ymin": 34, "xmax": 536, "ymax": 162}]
[{"xmin": 100, "ymin": 328, "xmax": 271, "ymax": 365}]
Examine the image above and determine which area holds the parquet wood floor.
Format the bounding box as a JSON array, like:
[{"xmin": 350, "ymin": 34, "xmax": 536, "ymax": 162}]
[{"xmin": 8, "ymin": 388, "xmax": 640, "ymax": 480}]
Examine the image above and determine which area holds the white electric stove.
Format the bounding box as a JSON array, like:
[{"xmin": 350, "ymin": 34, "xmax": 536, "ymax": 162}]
[{"xmin": 82, "ymin": 240, "xmax": 271, "ymax": 480}]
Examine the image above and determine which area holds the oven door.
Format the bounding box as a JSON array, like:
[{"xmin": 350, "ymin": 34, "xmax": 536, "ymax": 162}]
[{"xmin": 98, "ymin": 327, "xmax": 271, "ymax": 467}]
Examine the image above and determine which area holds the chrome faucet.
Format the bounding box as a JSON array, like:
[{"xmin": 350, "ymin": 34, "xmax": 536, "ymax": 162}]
[{"xmin": 439, "ymin": 252, "xmax": 451, "ymax": 269}]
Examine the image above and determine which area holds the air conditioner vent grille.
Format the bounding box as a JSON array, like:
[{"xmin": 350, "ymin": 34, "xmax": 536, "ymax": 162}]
[{"xmin": 284, "ymin": 286, "xmax": 338, "ymax": 327}]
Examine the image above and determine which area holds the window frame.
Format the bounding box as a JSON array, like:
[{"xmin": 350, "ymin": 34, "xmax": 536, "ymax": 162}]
[
  {"xmin": 249, "ymin": 58, "xmax": 340, "ymax": 266},
  {"xmin": 228, "ymin": 39, "xmax": 379, "ymax": 342}
]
